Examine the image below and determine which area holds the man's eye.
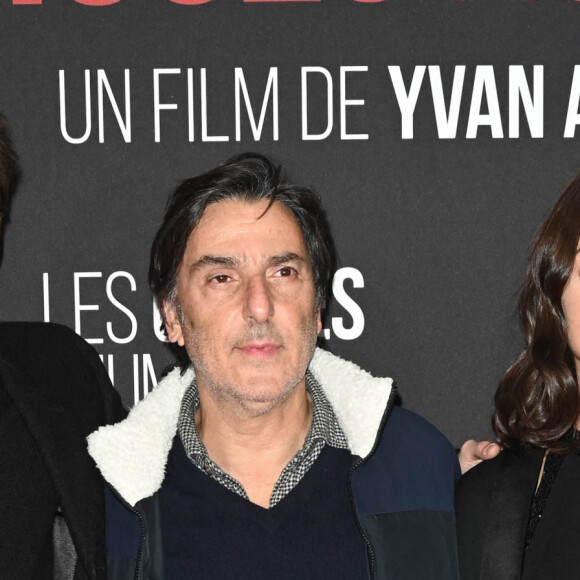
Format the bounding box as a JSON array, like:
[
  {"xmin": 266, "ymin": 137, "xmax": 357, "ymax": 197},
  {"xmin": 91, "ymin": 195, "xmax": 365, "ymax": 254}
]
[
  {"xmin": 210, "ymin": 274, "xmax": 230, "ymax": 284},
  {"xmin": 277, "ymin": 267, "xmax": 295, "ymax": 277}
]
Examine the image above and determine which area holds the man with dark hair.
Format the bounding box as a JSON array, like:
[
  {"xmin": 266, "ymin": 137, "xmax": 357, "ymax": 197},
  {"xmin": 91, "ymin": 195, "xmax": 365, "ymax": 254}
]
[
  {"xmin": 89, "ymin": 153, "xmax": 461, "ymax": 579},
  {"xmin": 0, "ymin": 115, "xmax": 126, "ymax": 579}
]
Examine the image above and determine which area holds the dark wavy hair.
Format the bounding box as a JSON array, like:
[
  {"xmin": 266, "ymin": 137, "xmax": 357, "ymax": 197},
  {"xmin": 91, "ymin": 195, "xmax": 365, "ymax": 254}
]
[
  {"xmin": 493, "ymin": 175, "xmax": 580, "ymax": 453},
  {"xmin": 0, "ymin": 114, "xmax": 18, "ymax": 219},
  {"xmin": 149, "ymin": 152, "xmax": 335, "ymax": 319}
]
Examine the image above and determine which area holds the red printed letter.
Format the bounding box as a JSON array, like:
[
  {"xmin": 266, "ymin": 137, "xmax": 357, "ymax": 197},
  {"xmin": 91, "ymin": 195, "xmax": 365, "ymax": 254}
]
[
  {"xmin": 74, "ymin": 0, "xmax": 121, "ymax": 5},
  {"xmin": 244, "ymin": 0, "xmax": 319, "ymax": 3}
]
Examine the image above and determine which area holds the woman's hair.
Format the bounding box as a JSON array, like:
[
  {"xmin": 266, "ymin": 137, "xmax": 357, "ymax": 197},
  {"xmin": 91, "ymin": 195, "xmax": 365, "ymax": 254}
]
[{"xmin": 493, "ymin": 175, "xmax": 580, "ymax": 453}]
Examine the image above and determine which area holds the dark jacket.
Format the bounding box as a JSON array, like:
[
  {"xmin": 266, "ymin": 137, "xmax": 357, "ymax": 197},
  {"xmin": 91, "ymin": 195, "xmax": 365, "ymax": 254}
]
[
  {"xmin": 456, "ymin": 445, "xmax": 580, "ymax": 580},
  {"xmin": 0, "ymin": 322, "xmax": 126, "ymax": 580},
  {"xmin": 89, "ymin": 348, "xmax": 460, "ymax": 580}
]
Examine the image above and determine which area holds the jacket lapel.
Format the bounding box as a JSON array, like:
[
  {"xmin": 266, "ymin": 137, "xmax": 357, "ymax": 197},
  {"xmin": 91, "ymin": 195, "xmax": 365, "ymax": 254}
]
[
  {"xmin": 88, "ymin": 366, "xmax": 193, "ymax": 506},
  {"xmin": 309, "ymin": 348, "xmax": 392, "ymax": 459},
  {"xmin": 480, "ymin": 447, "xmax": 543, "ymax": 580}
]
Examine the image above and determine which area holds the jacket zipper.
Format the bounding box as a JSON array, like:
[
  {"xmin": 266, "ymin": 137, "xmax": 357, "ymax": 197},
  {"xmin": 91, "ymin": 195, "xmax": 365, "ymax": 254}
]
[
  {"xmin": 107, "ymin": 484, "xmax": 147, "ymax": 580},
  {"xmin": 347, "ymin": 384, "xmax": 399, "ymax": 580}
]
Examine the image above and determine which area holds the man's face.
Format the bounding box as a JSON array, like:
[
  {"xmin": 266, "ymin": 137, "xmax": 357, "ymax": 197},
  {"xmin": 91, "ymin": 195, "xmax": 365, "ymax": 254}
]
[{"xmin": 164, "ymin": 198, "xmax": 321, "ymax": 415}]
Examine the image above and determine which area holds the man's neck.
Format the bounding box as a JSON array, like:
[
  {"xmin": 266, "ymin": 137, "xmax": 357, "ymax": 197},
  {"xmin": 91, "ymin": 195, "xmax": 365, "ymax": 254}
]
[{"xmin": 195, "ymin": 381, "xmax": 312, "ymax": 508}]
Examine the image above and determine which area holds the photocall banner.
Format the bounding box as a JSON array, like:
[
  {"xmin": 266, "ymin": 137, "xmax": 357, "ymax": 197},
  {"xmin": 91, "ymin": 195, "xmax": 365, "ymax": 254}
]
[{"xmin": 1, "ymin": 0, "xmax": 579, "ymax": 446}]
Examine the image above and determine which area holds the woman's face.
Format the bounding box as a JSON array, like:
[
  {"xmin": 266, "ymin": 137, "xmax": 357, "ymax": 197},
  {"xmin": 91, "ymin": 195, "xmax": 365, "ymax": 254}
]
[{"xmin": 563, "ymin": 246, "xmax": 580, "ymax": 375}]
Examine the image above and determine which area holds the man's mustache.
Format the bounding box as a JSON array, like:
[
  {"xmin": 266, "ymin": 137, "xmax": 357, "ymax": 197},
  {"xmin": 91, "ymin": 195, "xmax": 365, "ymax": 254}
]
[{"xmin": 231, "ymin": 324, "xmax": 285, "ymax": 348}]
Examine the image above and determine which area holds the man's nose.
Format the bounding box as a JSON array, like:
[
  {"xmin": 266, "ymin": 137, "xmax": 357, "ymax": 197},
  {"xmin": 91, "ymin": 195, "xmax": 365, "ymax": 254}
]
[{"xmin": 242, "ymin": 275, "xmax": 274, "ymax": 323}]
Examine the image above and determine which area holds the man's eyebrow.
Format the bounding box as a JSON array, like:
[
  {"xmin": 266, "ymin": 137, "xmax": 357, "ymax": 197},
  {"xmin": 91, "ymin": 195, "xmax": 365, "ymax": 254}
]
[
  {"xmin": 192, "ymin": 255, "xmax": 239, "ymax": 269},
  {"xmin": 267, "ymin": 253, "xmax": 305, "ymax": 266},
  {"xmin": 190, "ymin": 253, "xmax": 305, "ymax": 271}
]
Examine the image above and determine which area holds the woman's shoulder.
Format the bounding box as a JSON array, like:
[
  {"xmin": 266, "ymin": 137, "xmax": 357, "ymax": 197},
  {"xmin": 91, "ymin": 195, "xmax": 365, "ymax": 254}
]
[
  {"xmin": 456, "ymin": 446, "xmax": 544, "ymax": 580},
  {"xmin": 455, "ymin": 450, "xmax": 505, "ymax": 521},
  {"xmin": 456, "ymin": 449, "xmax": 506, "ymax": 497},
  {"xmin": 457, "ymin": 446, "xmax": 543, "ymax": 499}
]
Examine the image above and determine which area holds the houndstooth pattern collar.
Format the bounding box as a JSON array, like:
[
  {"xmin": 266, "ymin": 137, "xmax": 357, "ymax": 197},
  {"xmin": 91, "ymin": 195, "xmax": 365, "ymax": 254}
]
[{"xmin": 178, "ymin": 371, "xmax": 349, "ymax": 508}]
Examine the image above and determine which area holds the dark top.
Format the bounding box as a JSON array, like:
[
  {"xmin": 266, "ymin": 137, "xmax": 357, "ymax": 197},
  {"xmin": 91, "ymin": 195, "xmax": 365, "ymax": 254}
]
[
  {"xmin": 0, "ymin": 378, "xmax": 58, "ymax": 578},
  {"xmin": 524, "ymin": 451, "xmax": 565, "ymax": 550},
  {"xmin": 0, "ymin": 322, "xmax": 126, "ymax": 580},
  {"xmin": 159, "ymin": 434, "xmax": 369, "ymax": 579},
  {"xmin": 456, "ymin": 445, "xmax": 580, "ymax": 580}
]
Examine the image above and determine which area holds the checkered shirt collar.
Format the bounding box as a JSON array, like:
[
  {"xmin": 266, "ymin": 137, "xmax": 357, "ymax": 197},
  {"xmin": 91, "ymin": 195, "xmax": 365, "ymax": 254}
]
[
  {"xmin": 179, "ymin": 371, "xmax": 348, "ymax": 459},
  {"xmin": 304, "ymin": 371, "xmax": 349, "ymax": 449},
  {"xmin": 177, "ymin": 370, "xmax": 349, "ymax": 505}
]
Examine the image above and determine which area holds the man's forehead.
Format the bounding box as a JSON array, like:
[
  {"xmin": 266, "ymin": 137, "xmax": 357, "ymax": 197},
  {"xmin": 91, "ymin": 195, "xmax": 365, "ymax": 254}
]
[{"xmin": 187, "ymin": 198, "xmax": 308, "ymax": 254}]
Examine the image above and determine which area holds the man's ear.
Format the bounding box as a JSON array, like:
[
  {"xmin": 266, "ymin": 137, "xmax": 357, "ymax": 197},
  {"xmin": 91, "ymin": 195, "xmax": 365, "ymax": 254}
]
[
  {"xmin": 316, "ymin": 306, "xmax": 322, "ymax": 335},
  {"xmin": 163, "ymin": 301, "xmax": 185, "ymax": 346}
]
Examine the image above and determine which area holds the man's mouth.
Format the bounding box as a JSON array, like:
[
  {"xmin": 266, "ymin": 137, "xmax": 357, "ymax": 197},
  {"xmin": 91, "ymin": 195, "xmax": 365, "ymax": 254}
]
[{"xmin": 236, "ymin": 342, "xmax": 281, "ymax": 357}]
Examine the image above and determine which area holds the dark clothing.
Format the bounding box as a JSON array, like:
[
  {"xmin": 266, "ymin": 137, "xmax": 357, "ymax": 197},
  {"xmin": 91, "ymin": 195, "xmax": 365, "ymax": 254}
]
[
  {"xmin": 91, "ymin": 348, "xmax": 460, "ymax": 580},
  {"xmin": 524, "ymin": 451, "xmax": 565, "ymax": 550},
  {"xmin": 351, "ymin": 406, "xmax": 460, "ymax": 580},
  {"xmin": 0, "ymin": 379, "xmax": 58, "ymax": 578},
  {"xmin": 456, "ymin": 446, "xmax": 580, "ymax": 580},
  {"xmin": 0, "ymin": 322, "xmax": 126, "ymax": 580},
  {"xmin": 159, "ymin": 436, "xmax": 368, "ymax": 579}
]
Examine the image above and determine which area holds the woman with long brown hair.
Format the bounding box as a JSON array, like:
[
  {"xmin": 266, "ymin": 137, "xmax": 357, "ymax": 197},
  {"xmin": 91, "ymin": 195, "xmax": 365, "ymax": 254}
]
[{"xmin": 456, "ymin": 174, "xmax": 580, "ymax": 580}]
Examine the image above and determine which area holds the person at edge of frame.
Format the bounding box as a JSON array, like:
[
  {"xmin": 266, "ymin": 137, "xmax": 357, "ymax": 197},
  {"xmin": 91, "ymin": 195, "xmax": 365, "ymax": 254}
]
[
  {"xmin": 457, "ymin": 173, "xmax": 580, "ymax": 580},
  {"xmin": 87, "ymin": 152, "xmax": 497, "ymax": 580},
  {"xmin": 0, "ymin": 114, "xmax": 127, "ymax": 580}
]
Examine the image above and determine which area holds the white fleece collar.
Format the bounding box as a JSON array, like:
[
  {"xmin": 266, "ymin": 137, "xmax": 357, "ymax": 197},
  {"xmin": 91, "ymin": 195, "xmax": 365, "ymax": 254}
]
[{"xmin": 87, "ymin": 348, "xmax": 392, "ymax": 507}]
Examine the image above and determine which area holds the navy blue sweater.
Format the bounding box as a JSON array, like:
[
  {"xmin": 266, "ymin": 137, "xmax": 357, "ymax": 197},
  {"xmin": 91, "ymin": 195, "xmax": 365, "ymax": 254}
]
[{"xmin": 158, "ymin": 436, "xmax": 369, "ymax": 579}]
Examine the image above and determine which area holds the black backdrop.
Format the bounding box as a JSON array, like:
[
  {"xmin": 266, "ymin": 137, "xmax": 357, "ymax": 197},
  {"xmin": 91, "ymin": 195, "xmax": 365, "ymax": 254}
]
[{"xmin": 2, "ymin": 0, "xmax": 580, "ymax": 447}]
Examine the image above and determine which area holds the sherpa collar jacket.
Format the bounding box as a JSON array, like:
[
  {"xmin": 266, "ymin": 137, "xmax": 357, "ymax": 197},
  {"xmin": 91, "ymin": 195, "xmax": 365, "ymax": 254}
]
[{"xmin": 88, "ymin": 348, "xmax": 460, "ymax": 580}]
